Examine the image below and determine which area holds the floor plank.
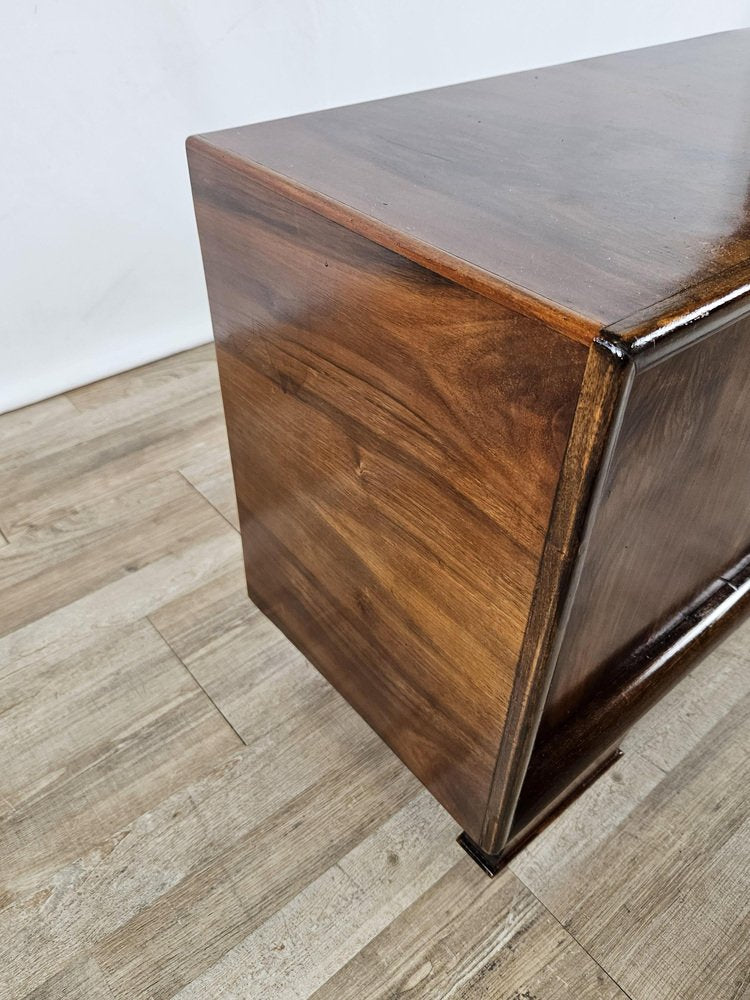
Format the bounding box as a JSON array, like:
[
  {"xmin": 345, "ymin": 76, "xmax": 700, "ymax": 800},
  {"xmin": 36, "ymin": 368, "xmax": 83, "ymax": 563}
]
[
  {"xmin": 179, "ymin": 449, "xmax": 239, "ymax": 531},
  {"xmin": 83, "ymin": 700, "xmax": 417, "ymax": 1000},
  {"xmin": 0, "ymin": 394, "xmax": 77, "ymax": 447},
  {"xmin": 92, "ymin": 747, "xmax": 418, "ymax": 1000},
  {"xmin": 1, "ymin": 681, "xmax": 400, "ymax": 996},
  {"xmin": 310, "ymin": 860, "xmax": 627, "ymax": 1000},
  {"xmin": 150, "ymin": 567, "xmax": 326, "ymax": 743},
  {"xmin": 25, "ymin": 957, "xmax": 114, "ymax": 1000},
  {"xmin": 549, "ymin": 694, "xmax": 750, "ymax": 1000},
  {"xmin": 66, "ymin": 344, "xmax": 217, "ymax": 413},
  {"xmin": 173, "ymin": 792, "xmax": 461, "ymax": 1000},
  {"xmin": 0, "ymin": 383, "xmax": 225, "ymax": 540},
  {"xmin": 510, "ymin": 626, "xmax": 750, "ymax": 1000},
  {"xmin": 0, "ymin": 526, "xmax": 240, "ymax": 681},
  {"xmin": 623, "ymin": 620, "xmax": 750, "ymax": 773},
  {"xmin": 0, "ymin": 472, "xmax": 230, "ymax": 636},
  {"xmin": 0, "ymin": 619, "xmax": 241, "ymax": 898}
]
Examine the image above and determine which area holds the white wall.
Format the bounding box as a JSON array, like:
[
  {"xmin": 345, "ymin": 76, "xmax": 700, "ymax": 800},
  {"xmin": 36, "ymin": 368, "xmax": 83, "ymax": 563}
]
[{"xmin": 2, "ymin": 1, "xmax": 749, "ymax": 413}]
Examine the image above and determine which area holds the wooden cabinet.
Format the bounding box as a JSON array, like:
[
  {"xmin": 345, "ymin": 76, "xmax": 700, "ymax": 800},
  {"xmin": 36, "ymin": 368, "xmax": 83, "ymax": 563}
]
[{"xmin": 188, "ymin": 29, "xmax": 750, "ymax": 873}]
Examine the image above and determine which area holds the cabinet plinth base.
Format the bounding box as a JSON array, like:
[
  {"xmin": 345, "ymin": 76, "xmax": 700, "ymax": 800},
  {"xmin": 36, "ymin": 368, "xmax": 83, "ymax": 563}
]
[{"xmin": 458, "ymin": 748, "xmax": 623, "ymax": 877}]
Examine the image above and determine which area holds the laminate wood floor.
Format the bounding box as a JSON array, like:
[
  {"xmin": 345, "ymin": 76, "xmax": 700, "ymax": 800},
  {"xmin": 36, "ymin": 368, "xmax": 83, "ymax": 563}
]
[{"xmin": 1, "ymin": 344, "xmax": 748, "ymax": 1000}]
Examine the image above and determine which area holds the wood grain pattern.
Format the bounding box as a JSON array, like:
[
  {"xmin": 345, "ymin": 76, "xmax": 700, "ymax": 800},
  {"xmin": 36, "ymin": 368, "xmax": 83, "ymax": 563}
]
[
  {"xmin": 480, "ymin": 338, "xmax": 633, "ymax": 851},
  {"xmin": 150, "ymin": 566, "xmax": 325, "ymax": 743},
  {"xmin": 23, "ymin": 959, "xmax": 114, "ymax": 1000},
  {"xmin": 310, "ymin": 862, "xmax": 629, "ymax": 999},
  {"xmin": 545, "ymin": 310, "xmax": 750, "ymax": 732},
  {"xmin": 0, "ymin": 618, "xmax": 241, "ymax": 900},
  {"xmin": 1, "ymin": 348, "xmax": 748, "ymax": 998},
  {"xmin": 193, "ymin": 30, "xmax": 750, "ymax": 336},
  {"xmin": 189, "ymin": 141, "xmax": 587, "ymax": 841},
  {"xmin": 0, "ymin": 471, "xmax": 228, "ymax": 637}
]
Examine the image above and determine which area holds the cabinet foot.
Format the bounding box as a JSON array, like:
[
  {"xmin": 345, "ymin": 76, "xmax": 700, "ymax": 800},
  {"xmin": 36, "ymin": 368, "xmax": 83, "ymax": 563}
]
[{"xmin": 458, "ymin": 747, "xmax": 623, "ymax": 876}]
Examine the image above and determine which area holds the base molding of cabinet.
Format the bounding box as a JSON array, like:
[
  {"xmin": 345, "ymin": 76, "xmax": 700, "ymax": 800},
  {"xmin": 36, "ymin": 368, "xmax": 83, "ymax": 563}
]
[
  {"xmin": 462, "ymin": 556, "xmax": 750, "ymax": 876},
  {"xmin": 458, "ymin": 748, "xmax": 623, "ymax": 876}
]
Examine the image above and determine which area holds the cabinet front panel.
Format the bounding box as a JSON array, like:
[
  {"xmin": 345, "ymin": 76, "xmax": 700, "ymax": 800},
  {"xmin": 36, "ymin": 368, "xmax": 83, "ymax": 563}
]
[{"xmin": 545, "ymin": 310, "xmax": 750, "ymax": 731}]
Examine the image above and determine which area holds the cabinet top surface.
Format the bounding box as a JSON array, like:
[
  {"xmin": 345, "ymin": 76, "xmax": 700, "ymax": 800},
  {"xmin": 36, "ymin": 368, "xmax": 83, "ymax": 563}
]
[{"xmin": 194, "ymin": 30, "xmax": 750, "ymax": 340}]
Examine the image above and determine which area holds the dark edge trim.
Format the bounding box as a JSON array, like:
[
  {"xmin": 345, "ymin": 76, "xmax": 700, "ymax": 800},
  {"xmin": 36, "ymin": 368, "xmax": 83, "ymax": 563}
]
[
  {"xmin": 479, "ymin": 336, "xmax": 635, "ymax": 855},
  {"xmin": 603, "ymin": 273, "xmax": 750, "ymax": 367},
  {"xmin": 185, "ymin": 135, "xmax": 598, "ymax": 346}
]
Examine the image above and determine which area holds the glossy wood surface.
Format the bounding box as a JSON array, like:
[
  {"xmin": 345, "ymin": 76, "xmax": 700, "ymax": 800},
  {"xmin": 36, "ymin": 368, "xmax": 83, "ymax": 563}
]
[
  {"xmin": 545, "ymin": 307, "xmax": 750, "ymax": 733},
  {"xmin": 480, "ymin": 338, "xmax": 633, "ymax": 851},
  {"xmin": 512, "ymin": 556, "xmax": 750, "ymax": 870},
  {"xmin": 193, "ymin": 30, "xmax": 750, "ymax": 338},
  {"xmin": 188, "ymin": 142, "xmax": 586, "ymax": 841}
]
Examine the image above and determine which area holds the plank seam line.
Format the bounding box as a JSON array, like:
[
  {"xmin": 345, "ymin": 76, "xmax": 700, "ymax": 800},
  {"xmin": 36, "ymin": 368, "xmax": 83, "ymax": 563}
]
[
  {"xmin": 146, "ymin": 615, "xmax": 247, "ymax": 746},
  {"xmin": 177, "ymin": 470, "xmax": 239, "ymax": 534},
  {"xmin": 522, "ymin": 888, "xmax": 637, "ymax": 1000},
  {"xmin": 63, "ymin": 390, "xmax": 87, "ymax": 413}
]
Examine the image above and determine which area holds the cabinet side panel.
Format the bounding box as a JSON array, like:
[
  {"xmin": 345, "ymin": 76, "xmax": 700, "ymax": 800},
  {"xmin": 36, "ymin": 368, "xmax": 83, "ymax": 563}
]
[
  {"xmin": 544, "ymin": 310, "xmax": 750, "ymax": 732},
  {"xmin": 188, "ymin": 141, "xmax": 587, "ymax": 840}
]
